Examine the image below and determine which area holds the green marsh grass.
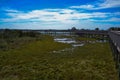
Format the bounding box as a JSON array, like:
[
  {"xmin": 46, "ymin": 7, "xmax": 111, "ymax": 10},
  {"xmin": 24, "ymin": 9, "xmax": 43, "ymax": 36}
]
[{"xmin": 0, "ymin": 35, "xmax": 118, "ymax": 80}]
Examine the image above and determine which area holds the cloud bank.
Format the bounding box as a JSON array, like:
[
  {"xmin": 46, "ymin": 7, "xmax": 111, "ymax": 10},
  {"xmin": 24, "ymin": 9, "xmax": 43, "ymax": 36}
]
[
  {"xmin": 70, "ymin": 0, "xmax": 120, "ymax": 10},
  {"xmin": 0, "ymin": 0, "xmax": 120, "ymax": 29}
]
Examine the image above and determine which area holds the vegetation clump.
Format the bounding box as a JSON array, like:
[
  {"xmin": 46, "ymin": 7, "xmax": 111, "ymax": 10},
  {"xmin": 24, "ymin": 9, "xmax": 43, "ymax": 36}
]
[{"xmin": 0, "ymin": 29, "xmax": 40, "ymax": 51}]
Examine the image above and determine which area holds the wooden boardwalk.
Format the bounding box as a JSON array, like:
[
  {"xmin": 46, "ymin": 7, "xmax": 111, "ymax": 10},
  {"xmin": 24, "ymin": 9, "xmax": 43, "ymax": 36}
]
[{"xmin": 109, "ymin": 31, "xmax": 120, "ymax": 79}]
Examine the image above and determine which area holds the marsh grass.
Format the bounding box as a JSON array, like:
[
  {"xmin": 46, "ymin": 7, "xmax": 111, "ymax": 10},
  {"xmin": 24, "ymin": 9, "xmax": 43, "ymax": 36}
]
[
  {"xmin": 76, "ymin": 37, "xmax": 97, "ymax": 41},
  {"xmin": 0, "ymin": 35, "xmax": 118, "ymax": 80}
]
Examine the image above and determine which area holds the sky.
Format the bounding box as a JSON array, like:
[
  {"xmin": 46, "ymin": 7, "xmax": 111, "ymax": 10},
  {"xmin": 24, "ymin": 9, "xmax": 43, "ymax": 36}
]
[{"xmin": 0, "ymin": 0, "xmax": 120, "ymax": 30}]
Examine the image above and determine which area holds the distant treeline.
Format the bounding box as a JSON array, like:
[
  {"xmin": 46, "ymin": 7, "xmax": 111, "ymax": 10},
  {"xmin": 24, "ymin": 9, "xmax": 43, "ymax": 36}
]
[
  {"xmin": 0, "ymin": 29, "xmax": 40, "ymax": 39},
  {"xmin": 108, "ymin": 27, "xmax": 120, "ymax": 31},
  {"xmin": 0, "ymin": 27, "xmax": 120, "ymax": 39},
  {"xmin": 71, "ymin": 27, "xmax": 120, "ymax": 31}
]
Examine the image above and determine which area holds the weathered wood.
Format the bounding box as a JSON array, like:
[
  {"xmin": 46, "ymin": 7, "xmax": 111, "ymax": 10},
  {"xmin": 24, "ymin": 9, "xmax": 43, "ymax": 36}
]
[
  {"xmin": 109, "ymin": 31, "xmax": 120, "ymax": 79},
  {"xmin": 109, "ymin": 31, "xmax": 120, "ymax": 52}
]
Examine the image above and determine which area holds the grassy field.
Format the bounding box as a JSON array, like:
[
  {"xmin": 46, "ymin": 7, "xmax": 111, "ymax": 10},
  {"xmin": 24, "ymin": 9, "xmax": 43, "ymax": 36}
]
[{"xmin": 0, "ymin": 35, "xmax": 118, "ymax": 80}]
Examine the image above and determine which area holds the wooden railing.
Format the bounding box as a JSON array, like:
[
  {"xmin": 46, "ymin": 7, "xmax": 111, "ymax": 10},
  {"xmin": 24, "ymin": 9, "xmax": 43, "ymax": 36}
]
[
  {"xmin": 109, "ymin": 31, "xmax": 120, "ymax": 52},
  {"xmin": 108, "ymin": 31, "xmax": 120, "ymax": 79}
]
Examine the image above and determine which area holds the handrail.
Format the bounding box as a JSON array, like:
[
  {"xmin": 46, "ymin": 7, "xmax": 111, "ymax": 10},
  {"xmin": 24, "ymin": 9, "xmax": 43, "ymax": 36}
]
[{"xmin": 108, "ymin": 31, "xmax": 120, "ymax": 52}]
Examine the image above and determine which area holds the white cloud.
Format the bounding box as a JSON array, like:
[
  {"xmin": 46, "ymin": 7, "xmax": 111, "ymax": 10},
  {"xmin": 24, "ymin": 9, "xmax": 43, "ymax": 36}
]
[
  {"xmin": 70, "ymin": 0, "xmax": 120, "ymax": 10},
  {"xmin": 108, "ymin": 17, "xmax": 120, "ymax": 22},
  {"xmin": 99, "ymin": 0, "xmax": 120, "ymax": 9},
  {"xmin": 70, "ymin": 5, "xmax": 95, "ymax": 9},
  {"xmin": 2, "ymin": 8, "xmax": 110, "ymax": 23},
  {"xmin": 90, "ymin": 17, "xmax": 120, "ymax": 22},
  {"xmin": 5, "ymin": 9, "xmax": 20, "ymax": 13},
  {"xmin": 1, "ymin": 8, "xmax": 120, "ymax": 29}
]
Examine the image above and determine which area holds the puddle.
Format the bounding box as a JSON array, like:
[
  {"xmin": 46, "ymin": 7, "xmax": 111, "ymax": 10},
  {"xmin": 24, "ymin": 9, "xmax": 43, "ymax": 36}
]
[
  {"xmin": 54, "ymin": 37, "xmax": 85, "ymax": 47},
  {"xmin": 72, "ymin": 44, "xmax": 84, "ymax": 47},
  {"xmin": 52, "ymin": 37, "xmax": 85, "ymax": 54},
  {"xmin": 54, "ymin": 38, "xmax": 76, "ymax": 44},
  {"xmin": 53, "ymin": 37, "xmax": 107, "ymax": 54}
]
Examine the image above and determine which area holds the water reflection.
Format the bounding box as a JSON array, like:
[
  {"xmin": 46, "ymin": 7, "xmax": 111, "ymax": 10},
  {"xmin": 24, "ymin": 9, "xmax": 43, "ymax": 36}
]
[
  {"xmin": 54, "ymin": 38, "xmax": 76, "ymax": 44},
  {"xmin": 54, "ymin": 37, "xmax": 107, "ymax": 46},
  {"xmin": 52, "ymin": 37, "xmax": 107, "ymax": 54},
  {"xmin": 54, "ymin": 38, "xmax": 85, "ymax": 47},
  {"xmin": 72, "ymin": 44, "xmax": 84, "ymax": 47}
]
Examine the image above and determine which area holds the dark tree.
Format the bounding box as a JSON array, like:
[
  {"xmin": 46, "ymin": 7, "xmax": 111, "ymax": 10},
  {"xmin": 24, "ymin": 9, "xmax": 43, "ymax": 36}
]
[
  {"xmin": 71, "ymin": 27, "xmax": 77, "ymax": 31},
  {"xmin": 95, "ymin": 28, "xmax": 99, "ymax": 31}
]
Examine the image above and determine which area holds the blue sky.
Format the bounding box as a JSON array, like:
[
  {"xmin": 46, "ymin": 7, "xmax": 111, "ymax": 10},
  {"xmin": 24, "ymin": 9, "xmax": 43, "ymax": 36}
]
[{"xmin": 0, "ymin": 0, "xmax": 120, "ymax": 30}]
